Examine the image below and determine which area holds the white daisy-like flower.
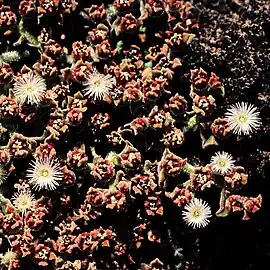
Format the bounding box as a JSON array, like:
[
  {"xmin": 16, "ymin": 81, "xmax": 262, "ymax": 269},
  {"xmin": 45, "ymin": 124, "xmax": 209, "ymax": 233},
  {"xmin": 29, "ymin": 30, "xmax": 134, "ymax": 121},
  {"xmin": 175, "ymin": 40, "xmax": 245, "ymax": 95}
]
[
  {"xmin": 225, "ymin": 102, "xmax": 261, "ymax": 135},
  {"xmin": 26, "ymin": 158, "xmax": 63, "ymax": 191},
  {"xmin": 0, "ymin": 250, "xmax": 17, "ymax": 267},
  {"xmin": 12, "ymin": 189, "xmax": 36, "ymax": 214},
  {"xmin": 210, "ymin": 151, "xmax": 235, "ymax": 175},
  {"xmin": 0, "ymin": 166, "xmax": 7, "ymax": 185},
  {"xmin": 82, "ymin": 69, "xmax": 115, "ymax": 101},
  {"xmin": 13, "ymin": 71, "xmax": 47, "ymax": 105},
  {"xmin": 182, "ymin": 198, "xmax": 212, "ymax": 229}
]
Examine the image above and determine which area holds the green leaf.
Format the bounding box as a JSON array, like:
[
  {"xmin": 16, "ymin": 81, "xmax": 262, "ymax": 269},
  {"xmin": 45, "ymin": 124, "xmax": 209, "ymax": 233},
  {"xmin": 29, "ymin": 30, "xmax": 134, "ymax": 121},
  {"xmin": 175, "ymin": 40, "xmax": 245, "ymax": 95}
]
[
  {"xmin": 183, "ymin": 115, "xmax": 198, "ymax": 133},
  {"xmin": 216, "ymin": 188, "xmax": 230, "ymax": 217},
  {"xmin": 0, "ymin": 50, "xmax": 29, "ymax": 63},
  {"xmin": 201, "ymin": 134, "xmax": 218, "ymax": 149},
  {"xmin": 216, "ymin": 207, "xmax": 230, "ymax": 217},
  {"xmin": 80, "ymin": 10, "xmax": 90, "ymax": 20},
  {"xmin": 139, "ymin": 25, "xmax": 146, "ymax": 33},
  {"xmin": 183, "ymin": 164, "xmax": 195, "ymax": 174},
  {"xmin": 144, "ymin": 61, "xmax": 152, "ymax": 68},
  {"xmin": 66, "ymin": 54, "xmax": 74, "ymax": 65},
  {"xmin": 106, "ymin": 151, "xmax": 121, "ymax": 166},
  {"xmin": 186, "ymin": 34, "xmax": 195, "ymax": 44},
  {"xmin": 18, "ymin": 20, "xmax": 41, "ymax": 49},
  {"xmin": 116, "ymin": 41, "xmax": 124, "ymax": 52},
  {"xmin": 182, "ymin": 180, "xmax": 191, "ymax": 188},
  {"xmin": 0, "ymin": 193, "xmax": 10, "ymax": 214},
  {"xmin": 106, "ymin": 4, "xmax": 117, "ymax": 17},
  {"xmin": 210, "ymin": 86, "xmax": 225, "ymax": 97}
]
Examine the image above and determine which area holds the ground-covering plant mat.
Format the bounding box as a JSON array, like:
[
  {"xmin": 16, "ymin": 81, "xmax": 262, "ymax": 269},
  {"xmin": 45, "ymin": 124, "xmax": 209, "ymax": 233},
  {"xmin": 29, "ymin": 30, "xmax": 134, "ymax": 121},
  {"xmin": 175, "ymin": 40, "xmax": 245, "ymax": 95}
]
[{"xmin": 0, "ymin": 0, "xmax": 269, "ymax": 269}]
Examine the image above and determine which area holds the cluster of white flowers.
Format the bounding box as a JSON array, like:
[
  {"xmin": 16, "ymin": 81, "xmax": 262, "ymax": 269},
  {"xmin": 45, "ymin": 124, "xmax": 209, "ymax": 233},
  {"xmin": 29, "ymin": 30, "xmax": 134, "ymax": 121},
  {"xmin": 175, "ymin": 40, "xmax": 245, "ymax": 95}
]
[
  {"xmin": 5, "ymin": 70, "xmax": 263, "ymax": 232},
  {"xmin": 182, "ymin": 150, "xmax": 236, "ymax": 229}
]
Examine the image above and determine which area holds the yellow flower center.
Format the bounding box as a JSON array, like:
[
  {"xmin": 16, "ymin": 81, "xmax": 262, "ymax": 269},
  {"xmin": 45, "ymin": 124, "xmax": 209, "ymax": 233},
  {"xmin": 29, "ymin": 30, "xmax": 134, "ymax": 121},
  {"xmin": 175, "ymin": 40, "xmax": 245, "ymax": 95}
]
[
  {"xmin": 94, "ymin": 81, "xmax": 100, "ymax": 87},
  {"xmin": 24, "ymin": 85, "xmax": 34, "ymax": 93},
  {"xmin": 192, "ymin": 209, "xmax": 200, "ymax": 218},
  {"xmin": 21, "ymin": 198, "xmax": 29, "ymax": 206},
  {"xmin": 93, "ymin": 77, "xmax": 102, "ymax": 87},
  {"xmin": 238, "ymin": 113, "xmax": 248, "ymax": 123},
  {"xmin": 218, "ymin": 160, "xmax": 226, "ymax": 168},
  {"xmin": 40, "ymin": 168, "xmax": 49, "ymax": 177}
]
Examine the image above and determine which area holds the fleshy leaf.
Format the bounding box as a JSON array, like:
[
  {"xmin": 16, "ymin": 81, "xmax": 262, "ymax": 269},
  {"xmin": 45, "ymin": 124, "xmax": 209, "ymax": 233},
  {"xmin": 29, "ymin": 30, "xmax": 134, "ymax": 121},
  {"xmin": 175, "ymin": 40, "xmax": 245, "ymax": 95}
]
[
  {"xmin": 183, "ymin": 164, "xmax": 195, "ymax": 174},
  {"xmin": 139, "ymin": 25, "xmax": 146, "ymax": 33},
  {"xmin": 144, "ymin": 61, "xmax": 153, "ymax": 68},
  {"xmin": 66, "ymin": 55, "xmax": 75, "ymax": 64},
  {"xmin": 216, "ymin": 188, "xmax": 230, "ymax": 217},
  {"xmin": 0, "ymin": 50, "xmax": 30, "ymax": 64},
  {"xmin": 116, "ymin": 41, "xmax": 124, "ymax": 52},
  {"xmin": 210, "ymin": 86, "xmax": 225, "ymax": 97},
  {"xmin": 0, "ymin": 193, "xmax": 11, "ymax": 214},
  {"xmin": 201, "ymin": 134, "xmax": 218, "ymax": 149},
  {"xmin": 183, "ymin": 115, "xmax": 198, "ymax": 133},
  {"xmin": 18, "ymin": 20, "xmax": 41, "ymax": 49}
]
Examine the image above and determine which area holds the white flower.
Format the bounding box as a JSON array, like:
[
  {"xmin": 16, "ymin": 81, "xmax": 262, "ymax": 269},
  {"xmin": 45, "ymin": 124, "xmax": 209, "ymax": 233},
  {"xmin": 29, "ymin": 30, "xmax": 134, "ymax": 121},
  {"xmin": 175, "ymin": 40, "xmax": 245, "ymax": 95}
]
[
  {"xmin": 225, "ymin": 102, "xmax": 261, "ymax": 135},
  {"xmin": 182, "ymin": 198, "xmax": 212, "ymax": 229},
  {"xmin": 82, "ymin": 69, "xmax": 115, "ymax": 101},
  {"xmin": 13, "ymin": 72, "xmax": 46, "ymax": 105},
  {"xmin": 210, "ymin": 151, "xmax": 235, "ymax": 175},
  {"xmin": 12, "ymin": 189, "xmax": 36, "ymax": 214},
  {"xmin": 0, "ymin": 250, "xmax": 17, "ymax": 267},
  {"xmin": 0, "ymin": 166, "xmax": 7, "ymax": 185},
  {"xmin": 26, "ymin": 158, "xmax": 63, "ymax": 191}
]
